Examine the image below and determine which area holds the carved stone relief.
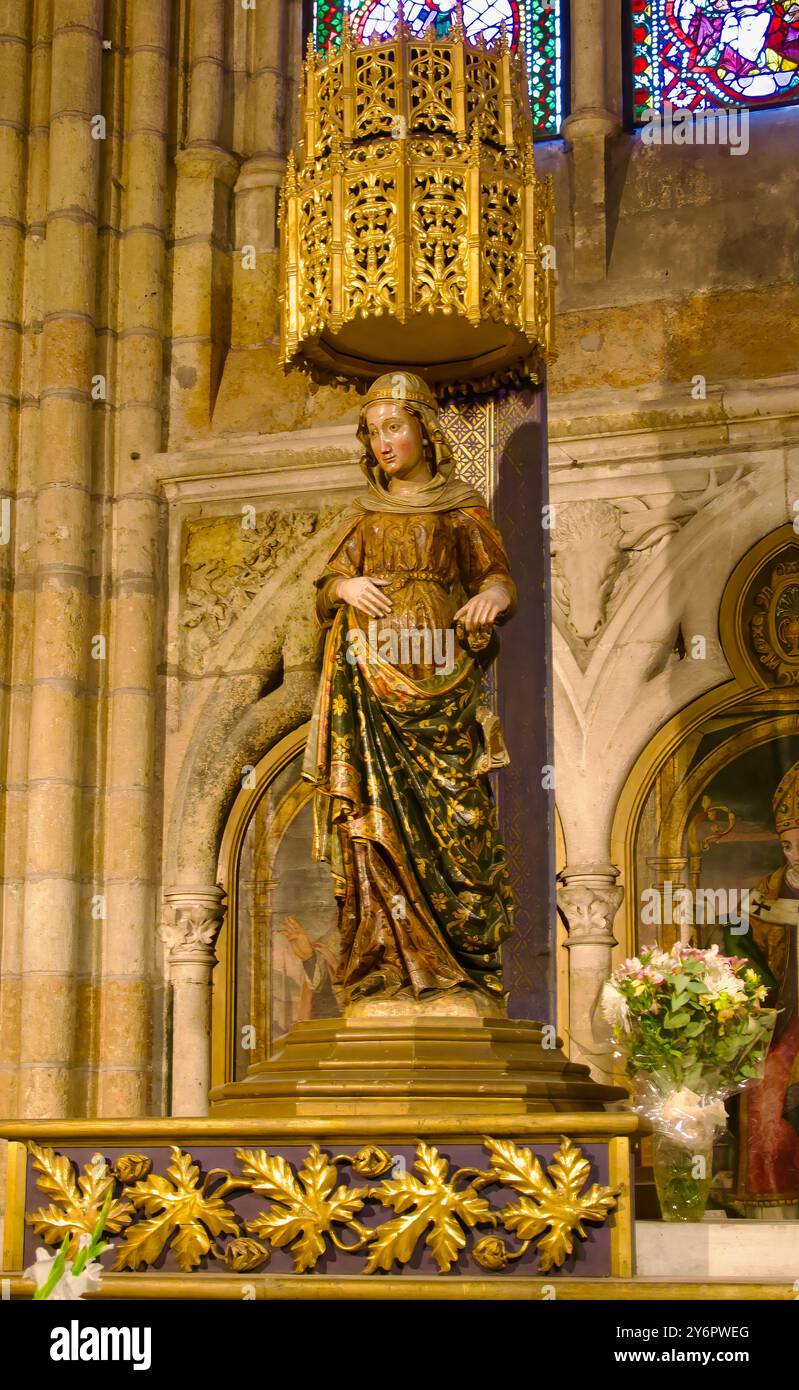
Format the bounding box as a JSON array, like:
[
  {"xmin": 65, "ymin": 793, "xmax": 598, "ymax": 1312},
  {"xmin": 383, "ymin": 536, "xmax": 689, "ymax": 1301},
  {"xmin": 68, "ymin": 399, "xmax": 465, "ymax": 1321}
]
[
  {"xmin": 180, "ymin": 507, "xmax": 338, "ymax": 674},
  {"xmin": 550, "ymin": 468, "xmax": 745, "ymax": 660}
]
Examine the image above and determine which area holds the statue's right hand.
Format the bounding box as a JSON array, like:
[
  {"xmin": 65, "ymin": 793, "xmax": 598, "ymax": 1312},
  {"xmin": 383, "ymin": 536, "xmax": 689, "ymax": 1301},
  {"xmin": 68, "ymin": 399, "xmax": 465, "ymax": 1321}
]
[{"xmin": 335, "ymin": 576, "xmax": 393, "ymax": 617}]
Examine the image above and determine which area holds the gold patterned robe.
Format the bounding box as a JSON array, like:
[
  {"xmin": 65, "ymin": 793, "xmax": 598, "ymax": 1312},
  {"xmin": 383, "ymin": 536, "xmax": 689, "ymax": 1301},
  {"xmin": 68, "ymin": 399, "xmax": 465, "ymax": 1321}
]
[{"xmin": 303, "ymin": 505, "xmax": 517, "ymax": 1003}]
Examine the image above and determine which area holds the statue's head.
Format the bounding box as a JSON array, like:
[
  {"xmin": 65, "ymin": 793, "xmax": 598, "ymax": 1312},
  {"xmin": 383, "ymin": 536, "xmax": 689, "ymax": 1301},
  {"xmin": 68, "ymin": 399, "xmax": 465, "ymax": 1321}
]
[{"xmin": 356, "ymin": 372, "xmax": 455, "ymax": 488}]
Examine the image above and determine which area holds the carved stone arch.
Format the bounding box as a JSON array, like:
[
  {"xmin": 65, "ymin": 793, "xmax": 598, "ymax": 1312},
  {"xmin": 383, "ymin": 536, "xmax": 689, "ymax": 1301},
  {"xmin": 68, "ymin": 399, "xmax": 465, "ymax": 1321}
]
[
  {"xmin": 211, "ymin": 722, "xmax": 312, "ymax": 1089},
  {"xmin": 161, "ymin": 509, "xmax": 347, "ymax": 1114},
  {"xmin": 553, "ymin": 462, "xmax": 793, "ymax": 872},
  {"xmin": 610, "ymin": 521, "xmax": 799, "ymax": 963},
  {"xmin": 554, "ymin": 477, "xmax": 795, "ymax": 1084}
]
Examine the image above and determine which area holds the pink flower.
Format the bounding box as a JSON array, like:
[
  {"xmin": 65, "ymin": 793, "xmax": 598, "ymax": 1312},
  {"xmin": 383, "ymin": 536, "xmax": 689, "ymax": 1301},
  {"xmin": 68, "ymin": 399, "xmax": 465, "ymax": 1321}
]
[{"xmin": 644, "ymin": 967, "xmax": 665, "ymax": 985}]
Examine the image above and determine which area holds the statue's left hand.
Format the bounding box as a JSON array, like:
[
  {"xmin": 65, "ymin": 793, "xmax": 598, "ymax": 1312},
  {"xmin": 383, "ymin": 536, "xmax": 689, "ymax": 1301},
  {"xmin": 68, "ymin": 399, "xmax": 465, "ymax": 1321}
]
[{"xmin": 453, "ymin": 584, "xmax": 509, "ymax": 631}]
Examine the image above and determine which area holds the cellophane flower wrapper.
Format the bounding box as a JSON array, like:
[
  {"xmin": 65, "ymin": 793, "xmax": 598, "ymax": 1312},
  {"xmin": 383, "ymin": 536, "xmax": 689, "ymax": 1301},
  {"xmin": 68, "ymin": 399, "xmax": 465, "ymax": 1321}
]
[{"xmin": 601, "ymin": 942, "xmax": 777, "ymax": 1151}]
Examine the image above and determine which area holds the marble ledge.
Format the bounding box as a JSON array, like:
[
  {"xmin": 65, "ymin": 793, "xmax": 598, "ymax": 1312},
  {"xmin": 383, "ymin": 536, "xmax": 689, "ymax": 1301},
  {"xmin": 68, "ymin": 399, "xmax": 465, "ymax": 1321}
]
[{"xmin": 635, "ymin": 1219, "xmax": 799, "ymax": 1281}]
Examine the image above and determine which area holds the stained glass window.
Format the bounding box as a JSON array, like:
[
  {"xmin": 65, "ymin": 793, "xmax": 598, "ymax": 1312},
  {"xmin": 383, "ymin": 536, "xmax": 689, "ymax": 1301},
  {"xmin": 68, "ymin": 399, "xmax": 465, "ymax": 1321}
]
[
  {"xmin": 313, "ymin": 1, "xmax": 566, "ymax": 138},
  {"xmin": 630, "ymin": 0, "xmax": 799, "ymax": 120}
]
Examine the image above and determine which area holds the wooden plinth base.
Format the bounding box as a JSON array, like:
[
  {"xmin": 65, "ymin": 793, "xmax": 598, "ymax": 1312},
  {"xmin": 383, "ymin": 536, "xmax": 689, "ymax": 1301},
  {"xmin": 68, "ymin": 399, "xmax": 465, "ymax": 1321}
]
[{"xmin": 209, "ymin": 1014, "xmax": 625, "ymax": 1117}]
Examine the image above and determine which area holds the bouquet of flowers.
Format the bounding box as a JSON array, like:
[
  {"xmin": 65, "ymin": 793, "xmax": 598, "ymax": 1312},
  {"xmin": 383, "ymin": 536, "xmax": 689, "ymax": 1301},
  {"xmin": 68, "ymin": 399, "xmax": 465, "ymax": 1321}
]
[{"xmin": 601, "ymin": 943, "xmax": 775, "ymax": 1215}]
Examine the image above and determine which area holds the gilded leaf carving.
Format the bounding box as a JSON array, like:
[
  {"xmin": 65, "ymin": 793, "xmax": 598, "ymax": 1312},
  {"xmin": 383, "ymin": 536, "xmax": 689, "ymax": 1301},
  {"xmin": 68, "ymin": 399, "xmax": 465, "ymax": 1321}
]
[
  {"xmin": 239, "ymin": 1144, "xmax": 370, "ymax": 1273},
  {"xmin": 112, "ymin": 1147, "xmax": 239, "ymax": 1273},
  {"xmin": 364, "ymin": 1141, "xmax": 495, "ymax": 1274},
  {"xmin": 214, "ymin": 1237, "xmax": 271, "ymax": 1272},
  {"xmin": 27, "ymin": 1144, "xmax": 133, "ymax": 1257},
  {"xmin": 347, "ymin": 1144, "xmax": 395, "ymax": 1177},
  {"xmin": 25, "ymin": 1136, "xmax": 620, "ymax": 1278},
  {"xmin": 482, "ymin": 1135, "xmax": 620, "ymax": 1273}
]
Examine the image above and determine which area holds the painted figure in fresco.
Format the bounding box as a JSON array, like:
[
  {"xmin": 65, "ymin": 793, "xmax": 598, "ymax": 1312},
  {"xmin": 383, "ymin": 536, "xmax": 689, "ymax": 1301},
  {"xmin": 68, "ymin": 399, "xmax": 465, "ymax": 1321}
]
[
  {"xmin": 271, "ymin": 915, "xmax": 340, "ymax": 1036},
  {"xmin": 729, "ymin": 760, "xmax": 799, "ymax": 1210},
  {"xmin": 303, "ymin": 372, "xmax": 516, "ymax": 1004}
]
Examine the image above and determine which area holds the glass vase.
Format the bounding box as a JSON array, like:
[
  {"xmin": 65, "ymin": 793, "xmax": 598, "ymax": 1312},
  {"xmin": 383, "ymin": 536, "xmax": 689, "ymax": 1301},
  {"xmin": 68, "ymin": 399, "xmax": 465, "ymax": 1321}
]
[{"xmin": 652, "ymin": 1132, "xmax": 713, "ymax": 1222}]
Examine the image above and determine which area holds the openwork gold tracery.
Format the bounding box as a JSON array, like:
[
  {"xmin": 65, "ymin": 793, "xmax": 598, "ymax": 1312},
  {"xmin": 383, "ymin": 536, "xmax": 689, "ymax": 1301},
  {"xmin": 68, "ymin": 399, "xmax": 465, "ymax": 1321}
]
[{"xmin": 280, "ymin": 15, "xmax": 554, "ymax": 392}]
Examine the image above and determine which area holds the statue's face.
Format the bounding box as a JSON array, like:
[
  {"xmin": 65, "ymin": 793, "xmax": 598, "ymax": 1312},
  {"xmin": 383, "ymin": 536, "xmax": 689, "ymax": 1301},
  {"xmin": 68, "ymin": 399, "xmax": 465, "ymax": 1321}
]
[
  {"xmin": 780, "ymin": 828, "xmax": 799, "ymax": 871},
  {"xmin": 364, "ymin": 401, "xmax": 427, "ymax": 481}
]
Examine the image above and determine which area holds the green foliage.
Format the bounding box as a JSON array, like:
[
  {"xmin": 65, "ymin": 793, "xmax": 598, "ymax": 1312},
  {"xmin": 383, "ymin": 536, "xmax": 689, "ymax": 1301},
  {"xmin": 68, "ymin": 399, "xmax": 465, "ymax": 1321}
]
[{"xmin": 604, "ymin": 944, "xmax": 776, "ymax": 1093}]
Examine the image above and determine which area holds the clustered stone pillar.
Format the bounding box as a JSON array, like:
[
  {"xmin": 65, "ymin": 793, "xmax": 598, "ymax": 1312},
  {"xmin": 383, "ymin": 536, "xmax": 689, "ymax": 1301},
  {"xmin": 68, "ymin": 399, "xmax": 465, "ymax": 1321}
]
[
  {"xmin": 17, "ymin": 0, "xmax": 103, "ymax": 1118},
  {"xmin": 0, "ymin": 0, "xmax": 25, "ymax": 741},
  {"xmin": 95, "ymin": 0, "xmax": 171, "ymax": 1118},
  {"xmin": 168, "ymin": 0, "xmax": 238, "ymax": 443},
  {"xmin": 0, "ymin": 0, "xmax": 308, "ymax": 1122},
  {"xmin": 557, "ymin": 864, "xmax": 624, "ymax": 1082},
  {"xmin": 160, "ymin": 888, "xmax": 226, "ymax": 1116},
  {"xmin": 0, "ymin": 0, "xmax": 30, "ymax": 1117}
]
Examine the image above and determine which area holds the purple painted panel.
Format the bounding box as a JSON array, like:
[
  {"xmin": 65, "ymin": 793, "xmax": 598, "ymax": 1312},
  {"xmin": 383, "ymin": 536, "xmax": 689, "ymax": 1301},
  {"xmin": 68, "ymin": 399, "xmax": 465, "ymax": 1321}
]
[{"xmin": 23, "ymin": 1139, "xmax": 613, "ymax": 1279}]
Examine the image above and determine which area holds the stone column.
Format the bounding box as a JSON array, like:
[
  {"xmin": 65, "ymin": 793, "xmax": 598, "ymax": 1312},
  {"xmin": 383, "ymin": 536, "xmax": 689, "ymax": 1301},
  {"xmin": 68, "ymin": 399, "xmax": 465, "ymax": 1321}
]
[
  {"xmin": 0, "ymin": 0, "xmax": 30, "ymax": 1116},
  {"xmin": 557, "ymin": 864, "xmax": 623, "ymax": 1081},
  {"xmin": 561, "ymin": 0, "xmax": 622, "ymax": 282},
  {"xmin": 212, "ymin": 0, "xmax": 305, "ymax": 432},
  {"xmin": 95, "ymin": 0, "xmax": 171, "ymax": 1119},
  {"xmin": 168, "ymin": 0, "xmax": 237, "ymax": 443},
  {"xmin": 17, "ymin": 0, "xmax": 103, "ymax": 1118},
  {"xmin": 234, "ymin": 0, "xmax": 293, "ymax": 340},
  {"xmin": 0, "ymin": 0, "xmax": 26, "ymax": 505},
  {"xmin": 1, "ymin": 0, "xmax": 56, "ymax": 1118},
  {"xmin": 161, "ymin": 888, "xmax": 226, "ymax": 1117}
]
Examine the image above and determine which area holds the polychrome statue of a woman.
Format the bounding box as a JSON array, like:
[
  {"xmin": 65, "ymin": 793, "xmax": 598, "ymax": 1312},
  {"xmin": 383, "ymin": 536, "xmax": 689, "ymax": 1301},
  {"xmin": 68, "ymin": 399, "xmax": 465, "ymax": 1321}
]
[{"xmin": 303, "ymin": 372, "xmax": 517, "ymax": 1006}]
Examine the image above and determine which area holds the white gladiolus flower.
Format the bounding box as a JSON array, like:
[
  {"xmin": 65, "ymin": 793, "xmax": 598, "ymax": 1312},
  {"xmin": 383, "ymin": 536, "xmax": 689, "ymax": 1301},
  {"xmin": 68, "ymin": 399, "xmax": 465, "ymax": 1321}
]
[
  {"xmin": 25, "ymin": 1246, "xmax": 104, "ymax": 1300},
  {"xmin": 25, "ymin": 1232, "xmax": 110, "ymax": 1300}
]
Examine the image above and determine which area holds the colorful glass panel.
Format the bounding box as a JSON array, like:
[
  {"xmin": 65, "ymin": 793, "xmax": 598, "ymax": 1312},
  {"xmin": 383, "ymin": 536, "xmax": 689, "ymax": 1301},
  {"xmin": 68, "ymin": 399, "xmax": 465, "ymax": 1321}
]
[
  {"xmin": 313, "ymin": 0, "xmax": 566, "ymax": 138},
  {"xmin": 631, "ymin": 0, "xmax": 799, "ymax": 120}
]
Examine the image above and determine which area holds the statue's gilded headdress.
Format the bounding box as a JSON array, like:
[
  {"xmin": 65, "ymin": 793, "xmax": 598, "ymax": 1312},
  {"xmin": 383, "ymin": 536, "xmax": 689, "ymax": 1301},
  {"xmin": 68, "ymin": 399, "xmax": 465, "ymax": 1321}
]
[{"xmin": 773, "ymin": 761, "xmax": 799, "ymax": 834}]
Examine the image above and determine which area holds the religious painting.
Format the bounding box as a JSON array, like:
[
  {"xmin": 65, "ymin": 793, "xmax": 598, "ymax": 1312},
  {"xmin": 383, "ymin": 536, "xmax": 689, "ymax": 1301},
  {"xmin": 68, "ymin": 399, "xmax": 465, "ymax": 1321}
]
[
  {"xmin": 234, "ymin": 750, "xmax": 340, "ymax": 1078},
  {"xmin": 633, "ymin": 723, "xmax": 799, "ymax": 1215}
]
